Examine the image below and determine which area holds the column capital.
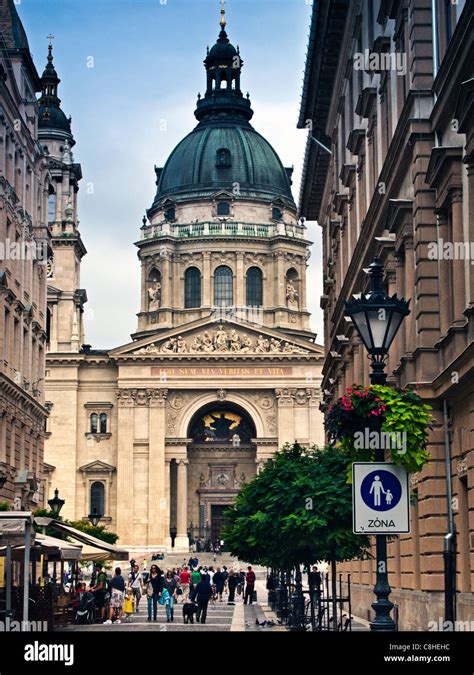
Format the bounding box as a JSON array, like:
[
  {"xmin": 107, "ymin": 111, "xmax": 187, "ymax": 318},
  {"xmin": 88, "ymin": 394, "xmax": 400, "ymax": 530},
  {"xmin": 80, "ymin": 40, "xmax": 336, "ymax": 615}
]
[{"xmin": 176, "ymin": 458, "xmax": 189, "ymax": 466}]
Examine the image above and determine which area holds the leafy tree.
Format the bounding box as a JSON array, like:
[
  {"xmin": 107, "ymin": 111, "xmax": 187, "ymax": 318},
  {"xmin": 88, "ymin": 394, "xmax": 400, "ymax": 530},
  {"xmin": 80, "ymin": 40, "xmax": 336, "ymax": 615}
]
[
  {"xmin": 0, "ymin": 501, "xmax": 10, "ymax": 511},
  {"xmin": 224, "ymin": 443, "xmax": 370, "ymax": 569}
]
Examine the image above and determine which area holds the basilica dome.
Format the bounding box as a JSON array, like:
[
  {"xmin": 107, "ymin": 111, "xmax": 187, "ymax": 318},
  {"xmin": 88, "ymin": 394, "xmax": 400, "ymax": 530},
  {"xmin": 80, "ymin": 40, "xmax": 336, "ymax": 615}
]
[{"xmin": 150, "ymin": 22, "xmax": 295, "ymax": 214}]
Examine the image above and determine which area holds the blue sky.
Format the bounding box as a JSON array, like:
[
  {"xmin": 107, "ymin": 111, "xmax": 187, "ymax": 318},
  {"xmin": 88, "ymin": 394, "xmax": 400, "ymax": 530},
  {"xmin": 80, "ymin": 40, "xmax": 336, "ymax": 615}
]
[{"xmin": 19, "ymin": 0, "xmax": 322, "ymax": 347}]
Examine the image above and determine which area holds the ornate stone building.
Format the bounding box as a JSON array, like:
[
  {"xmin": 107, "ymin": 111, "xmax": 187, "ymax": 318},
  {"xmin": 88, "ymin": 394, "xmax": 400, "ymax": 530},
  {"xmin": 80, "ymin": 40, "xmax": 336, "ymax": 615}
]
[
  {"xmin": 0, "ymin": 0, "xmax": 51, "ymax": 508},
  {"xmin": 298, "ymin": 0, "xmax": 473, "ymax": 629},
  {"xmin": 44, "ymin": 12, "xmax": 325, "ymax": 552}
]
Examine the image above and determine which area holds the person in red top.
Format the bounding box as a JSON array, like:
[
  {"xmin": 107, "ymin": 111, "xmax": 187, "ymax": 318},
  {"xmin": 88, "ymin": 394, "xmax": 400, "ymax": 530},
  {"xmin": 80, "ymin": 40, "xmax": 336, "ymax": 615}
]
[
  {"xmin": 179, "ymin": 567, "xmax": 191, "ymax": 602},
  {"xmin": 244, "ymin": 566, "xmax": 256, "ymax": 605}
]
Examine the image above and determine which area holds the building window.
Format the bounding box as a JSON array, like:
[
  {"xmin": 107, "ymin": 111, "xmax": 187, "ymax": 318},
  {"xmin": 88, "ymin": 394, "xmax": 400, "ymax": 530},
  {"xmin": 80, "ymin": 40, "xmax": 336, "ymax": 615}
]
[
  {"xmin": 99, "ymin": 413, "xmax": 107, "ymax": 434},
  {"xmin": 214, "ymin": 266, "xmax": 233, "ymax": 306},
  {"xmin": 217, "ymin": 202, "xmax": 230, "ymax": 216},
  {"xmin": 185, "ymin": 267, "xmax": 202, "ymax": 308},
  {"xmin": 90, "ymin": 413, "xmax": 98, "ymax": 433},
  {"xmin": 47, "ymin": 190, "xmax": 56, "ymax": 224},
  {"xmin": 272, "ymin": 206, "xmax": 282, "ymax": 221},
  {"xmin": 246, "ymin": 267, "xmax": 263, "ymax": 307},
  {"xmin": 216, "ymin": 148, "xmax": 231, "ymax": 167},
  {"xmin": 164, "ymin": 207, "xmax": 175, "ymax": 221},
  {"xmin": 90, "ymin": 481, "xmax": 105, "ymax": 516}
]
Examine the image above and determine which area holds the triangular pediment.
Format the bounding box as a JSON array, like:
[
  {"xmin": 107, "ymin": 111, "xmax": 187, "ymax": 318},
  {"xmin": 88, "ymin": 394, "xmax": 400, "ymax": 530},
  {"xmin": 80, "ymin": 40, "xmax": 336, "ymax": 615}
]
[
  {"xmin": 78, "ymin": 460, "xmax": 116, "ymax": 474},
  {"xmin": 110, "ymin": 317, "xmax": 324, "ymax": 359}
]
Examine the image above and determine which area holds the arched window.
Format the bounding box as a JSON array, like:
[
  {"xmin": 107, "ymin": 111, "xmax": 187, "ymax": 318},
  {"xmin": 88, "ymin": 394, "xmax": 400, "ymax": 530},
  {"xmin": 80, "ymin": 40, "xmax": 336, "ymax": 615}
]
[
  {"xmin": 90, "ymin": 413, "xmax": 98, "ymax": 433},
  {"xmin": 185, "ymin": 267, "xmax": 202, "ymax": 309},
  {"xmin": 99, "ymin": 413, "xmax": 107, "ymax": 434},
  {"xmin": 47, "ymin": 189, "xmax": 56, "ymax": 224},
  {"xmin": 214, "ymin": 266, "xmax": 233, "ymax": 307},
  {"xmin": 217, "ymin": 202, "xmax": 230, "ymax": 216},
  {"xmin": 246, "ymin": 267, "xmax": 263, "ymax": 307},
  {"xmin": 90, "ymin": 481, "xmax": 105, "ymax": 517}
]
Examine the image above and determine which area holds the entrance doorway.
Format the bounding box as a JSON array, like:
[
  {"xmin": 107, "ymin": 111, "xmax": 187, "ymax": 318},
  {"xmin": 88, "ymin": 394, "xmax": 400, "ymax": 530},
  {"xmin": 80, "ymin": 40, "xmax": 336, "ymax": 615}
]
[{"xmin": 211, "ymin": 504, "xmax": 231, "ymax": 549}]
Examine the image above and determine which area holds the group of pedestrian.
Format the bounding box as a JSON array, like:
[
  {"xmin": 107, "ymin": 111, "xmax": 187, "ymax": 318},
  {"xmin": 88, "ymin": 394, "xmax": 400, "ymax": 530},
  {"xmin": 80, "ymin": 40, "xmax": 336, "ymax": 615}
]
[{"xmin": 86, "ymin": 560, "xmax": 258, "ymax": 625}]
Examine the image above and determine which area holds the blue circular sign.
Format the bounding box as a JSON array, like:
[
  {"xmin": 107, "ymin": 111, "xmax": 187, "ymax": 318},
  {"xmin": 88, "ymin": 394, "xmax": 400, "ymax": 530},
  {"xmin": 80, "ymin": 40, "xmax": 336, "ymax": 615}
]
[{"xmin": 360, "ymin": 470, "xmax": 402, "ymax": 512}]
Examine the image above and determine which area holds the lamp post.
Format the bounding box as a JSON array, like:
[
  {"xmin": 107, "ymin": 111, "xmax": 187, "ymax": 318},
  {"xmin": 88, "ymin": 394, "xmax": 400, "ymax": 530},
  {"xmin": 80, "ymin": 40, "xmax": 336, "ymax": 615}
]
[
  {"xmin": 47, "ymin": 488, "xmax": 65, "ymax": 518},
  {"xmin": 88, "ymin": 508, "xmax": 102, "ymax": 527},
  {"xmin": 345, "ymin": 257, "xmax": 410, "ymax": 632}
]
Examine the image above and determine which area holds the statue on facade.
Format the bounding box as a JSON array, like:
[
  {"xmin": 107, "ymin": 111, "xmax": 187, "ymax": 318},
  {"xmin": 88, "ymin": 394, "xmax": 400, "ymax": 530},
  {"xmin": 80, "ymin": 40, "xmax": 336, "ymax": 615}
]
[
  {"xmin": 161, "ymin": 337, "xmax": 177, "ymax": 353},
  {"xmin": 202, "ymin": 331, "xmax": 214, "ymax": 353},
  {"xmin": 214, "ymin": 326, "xmax": 228, "ymax": 351},
  {"xmin": 148, "ymin": 280, "xmax": 161, "ymax": 311},
  {"xmin": 286, "ymin": 279, "xmax": 299, "ymax": 310},
  {"xmin": 229, "ymin": 330, "xmax": 241, "ymax": 352},
  {"xmin": 176, "ymin": 336, "xmax": 187, "ymax": 353},
  {"xmin": 190, "ymin": 335, "xmax": 203, "ymax": 353}
]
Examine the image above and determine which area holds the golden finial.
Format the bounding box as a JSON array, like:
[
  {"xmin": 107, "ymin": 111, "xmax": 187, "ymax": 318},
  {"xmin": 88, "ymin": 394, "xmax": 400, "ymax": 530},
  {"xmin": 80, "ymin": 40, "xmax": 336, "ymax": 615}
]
[{"xmin": 220, "ymin": 0, "xmax": 226, "ymax": 29}]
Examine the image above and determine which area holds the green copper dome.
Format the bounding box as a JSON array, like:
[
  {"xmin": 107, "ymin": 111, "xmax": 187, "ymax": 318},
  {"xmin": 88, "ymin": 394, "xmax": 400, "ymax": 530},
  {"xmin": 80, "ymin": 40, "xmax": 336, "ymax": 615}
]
[
  {"xmin": 151, "ymin": 122, "xmax": 295, "ymax": 210},
  {"xmin": 150, "ymin": 21, "xmax": 295, "ymax": 214}
]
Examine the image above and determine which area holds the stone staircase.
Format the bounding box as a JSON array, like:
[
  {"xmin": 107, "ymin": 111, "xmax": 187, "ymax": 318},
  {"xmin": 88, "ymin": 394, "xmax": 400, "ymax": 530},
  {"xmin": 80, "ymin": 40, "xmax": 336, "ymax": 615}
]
[{"xmin": 141, "ymin": 552, "xmax": 267, "ymax": 579}]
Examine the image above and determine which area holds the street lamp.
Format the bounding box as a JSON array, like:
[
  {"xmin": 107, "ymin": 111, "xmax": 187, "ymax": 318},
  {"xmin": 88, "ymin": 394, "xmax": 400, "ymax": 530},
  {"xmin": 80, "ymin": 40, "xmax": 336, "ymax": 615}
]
[
  {"xmin": 345, "ymin": 257, "xmax": 410, "ymax": 385},
  {"xmin": 88, "ymin": 507, "xmax": 102, "ymax": 527},
  {"xmin": 47, "ymin": 488, "xmax": 65, "ymax": 518},
  {"xmin": 345, "ymin": 256, "xmax": 410, "ymax": 632}
]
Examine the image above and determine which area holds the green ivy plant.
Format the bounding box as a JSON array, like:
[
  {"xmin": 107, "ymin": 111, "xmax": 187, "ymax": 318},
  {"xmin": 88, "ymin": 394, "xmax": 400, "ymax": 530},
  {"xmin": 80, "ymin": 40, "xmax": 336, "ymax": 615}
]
[{"xmin": 326, "ymin": 385, "xmax": 433, "ymax": 474}]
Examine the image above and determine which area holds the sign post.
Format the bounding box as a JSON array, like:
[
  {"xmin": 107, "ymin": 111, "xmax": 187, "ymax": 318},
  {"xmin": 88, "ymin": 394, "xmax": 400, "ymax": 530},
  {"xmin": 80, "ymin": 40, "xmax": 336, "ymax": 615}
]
[{"xmin": 353, "ymin": 462, "xmax": 410, "ymax": 534}]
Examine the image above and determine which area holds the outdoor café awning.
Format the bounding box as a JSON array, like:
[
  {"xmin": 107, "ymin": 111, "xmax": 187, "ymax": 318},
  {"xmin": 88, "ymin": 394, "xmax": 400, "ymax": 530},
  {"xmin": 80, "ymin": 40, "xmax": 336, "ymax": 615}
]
[
  {"xmin": 0, "ymin": 512, "xmax": 36, "ymax": 547},
  {"xmin": 35, "ymin": 533, "xmax": 83, "ymax": 561},
  {"xmin": 45, "ymin": 520, "xmax": 129, "ymax": 561}
]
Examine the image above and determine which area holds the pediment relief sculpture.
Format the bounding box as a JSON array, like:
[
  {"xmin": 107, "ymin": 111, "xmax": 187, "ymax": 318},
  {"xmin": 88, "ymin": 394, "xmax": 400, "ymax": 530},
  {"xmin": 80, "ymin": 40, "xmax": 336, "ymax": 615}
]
[{"xmin": 133, "ymin": 326, "xmax": 310, "ymax": 355}]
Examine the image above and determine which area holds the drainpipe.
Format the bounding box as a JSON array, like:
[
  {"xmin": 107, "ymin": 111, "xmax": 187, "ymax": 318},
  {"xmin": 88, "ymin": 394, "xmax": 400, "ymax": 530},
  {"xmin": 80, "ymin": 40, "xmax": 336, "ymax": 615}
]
[{"xmin": 443, "ymin": 399, "xmax": 456, "ymax": 627}]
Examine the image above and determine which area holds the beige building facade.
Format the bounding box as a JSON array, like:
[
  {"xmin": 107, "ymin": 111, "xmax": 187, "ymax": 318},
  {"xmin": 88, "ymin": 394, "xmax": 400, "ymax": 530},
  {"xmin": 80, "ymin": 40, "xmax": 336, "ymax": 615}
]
[
  {"xmin": 298, "ymin": 0, "xmax": 473, "ymax": 629},
  {"xmin": 44, "ymin": 15, "xmax": 325, "ymax": 552}
]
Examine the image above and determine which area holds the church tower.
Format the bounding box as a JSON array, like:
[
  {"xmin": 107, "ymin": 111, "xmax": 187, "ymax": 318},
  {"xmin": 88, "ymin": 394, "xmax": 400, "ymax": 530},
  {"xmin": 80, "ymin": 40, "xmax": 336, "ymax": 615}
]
[
  {"xmin": 136, "ymin": 9, "xmax": 312, "ymax": 342},
  {"xmin": 39, "ymin": 40, "xmax": 87, "ymax": 353}
]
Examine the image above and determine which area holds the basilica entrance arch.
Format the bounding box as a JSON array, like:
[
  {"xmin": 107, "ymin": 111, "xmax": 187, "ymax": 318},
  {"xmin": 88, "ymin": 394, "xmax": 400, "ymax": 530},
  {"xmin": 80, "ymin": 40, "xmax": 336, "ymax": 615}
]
[{"xmin": 184, "ymin": 401, "xmax": 257, "ymax": 550}]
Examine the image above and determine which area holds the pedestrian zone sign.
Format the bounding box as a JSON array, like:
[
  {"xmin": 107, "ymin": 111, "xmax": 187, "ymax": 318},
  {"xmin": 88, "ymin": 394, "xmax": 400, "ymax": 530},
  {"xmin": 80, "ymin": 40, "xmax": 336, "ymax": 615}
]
[{"xmin": 352, "ymin": 463, "xmax": 410, "ymax": 534}]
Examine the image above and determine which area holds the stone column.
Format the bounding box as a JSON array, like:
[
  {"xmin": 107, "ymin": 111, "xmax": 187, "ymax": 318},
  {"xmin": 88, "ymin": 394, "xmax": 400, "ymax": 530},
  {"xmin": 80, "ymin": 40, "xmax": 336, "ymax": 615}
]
[
  {"xmin": 404, "ymin": 237, "xmax": 415, "ymax": 352},
  {"xmin": 236, "ymin": 253, "xmax": 244, "ymax": 307},
  {"xmin": 451, "ymin": 188, "xmax": 466, "ymax": 325},
  {"xmin": 164, "ymin": 459, "xmax": 172, "ymax": 549},
  {"xmin": 308, "ymin": 390, "xmax": 323, "ymax": 446},
  {"xmin": 275, "ymin": 388, "xmax": 295, "ymax": 445},
  {"xmin": 148, "ymin": 389, "xmax": 168, "ymax": 546},
  {"xmin": 162, "ymin": 253, "xmax": 171, "ymax": 308},
  {"xmin": 276, "ymin": 252, "xmax": 286, "ymax": 307},
  {"xmin": 116, "ymin": 390, "xmax": 135, "ymax": 544},
  {"xmin": 436, "ymin": 210, "xmax": 450, "ymax": 335},
  {"xmin": 175, "ymin": 458, "xmax": 189, "ymax": 552},
  {"xmin": 203, "ymin": 252, "xmax": 211, "ymax": 307},
  {"xmin": 386, "ymin": 264, "xmax": 398, "ymax": 376}
]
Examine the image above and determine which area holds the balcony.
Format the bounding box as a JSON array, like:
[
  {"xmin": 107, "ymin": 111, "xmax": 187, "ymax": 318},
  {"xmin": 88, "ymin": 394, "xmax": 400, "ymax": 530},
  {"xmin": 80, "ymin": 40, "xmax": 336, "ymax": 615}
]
[{"xmin": 140, "ymin": 220, "xmax": 306, "ymax": 241}]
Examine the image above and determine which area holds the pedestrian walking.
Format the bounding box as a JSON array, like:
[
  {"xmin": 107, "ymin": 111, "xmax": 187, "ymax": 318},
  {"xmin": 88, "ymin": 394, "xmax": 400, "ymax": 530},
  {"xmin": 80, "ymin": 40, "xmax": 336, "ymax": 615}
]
[
  {"xmin": 213, "ymin": 567, "xmax": 225, "ymax": 601},
  {"xmin": 179, "ymin": 567, "xmax": 191, "ymax": 602},
  {"xmin": 163, "ymin": 570, "xmax": 178, "ymax": 622},
  {"xmin": 227, "ymin": 569, "xmax": 237, "ymax": 604},
  {"xmin": 146, "ymin": 564, "xmax": 163, "ymax": 622},
  {"xmin": 128, "ymin": 563, "xmax": 143, "ymax": 612},
  {"xmin": 91, "ymin": 563, "xmax": 108, "ymax": 623},
  {"xmin": 190, "ymin": 574, "xmax": 213, "ymax": 624},
  {"xmin": 104, "ymin": 567, "xmax": 125, "ymax": 625},
  {"xmin": 244, "ymin": 566, "xmax": 256, "ymax": 605}
]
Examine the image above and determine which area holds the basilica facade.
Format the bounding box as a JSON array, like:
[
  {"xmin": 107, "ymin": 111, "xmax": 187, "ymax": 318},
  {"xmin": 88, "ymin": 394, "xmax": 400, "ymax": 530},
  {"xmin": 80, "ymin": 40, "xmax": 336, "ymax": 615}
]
[{"xmin": 44, "ymin": 13, "xmax": 324, "ymax": 552}]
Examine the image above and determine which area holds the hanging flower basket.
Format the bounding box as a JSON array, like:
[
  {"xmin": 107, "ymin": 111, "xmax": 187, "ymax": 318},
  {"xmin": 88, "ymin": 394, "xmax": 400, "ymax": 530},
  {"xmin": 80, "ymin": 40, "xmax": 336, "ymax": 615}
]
[{"xmin": 325, "ymin": 385, "xmax": 433, "ymax": 474}]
